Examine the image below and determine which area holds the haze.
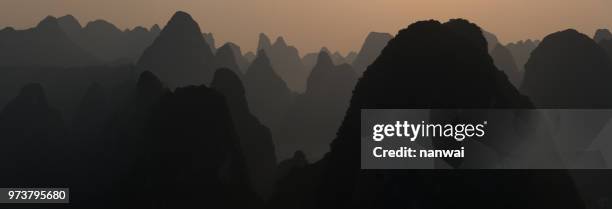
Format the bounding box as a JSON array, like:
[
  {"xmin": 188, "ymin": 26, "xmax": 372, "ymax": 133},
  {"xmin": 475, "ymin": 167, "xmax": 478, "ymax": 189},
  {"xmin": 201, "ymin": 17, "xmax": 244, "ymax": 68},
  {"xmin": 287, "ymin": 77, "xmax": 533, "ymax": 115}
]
[{"xmin": 1, "ymin": 0, "xmax": 612, "ymax": 54}]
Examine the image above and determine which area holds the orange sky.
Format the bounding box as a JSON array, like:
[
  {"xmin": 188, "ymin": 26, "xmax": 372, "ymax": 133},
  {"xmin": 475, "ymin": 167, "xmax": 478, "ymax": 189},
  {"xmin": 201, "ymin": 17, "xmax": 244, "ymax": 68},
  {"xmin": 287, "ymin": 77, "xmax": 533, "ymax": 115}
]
[{"xmin": 1, "ymin": 0, "xmax": 611, "ymax": 55}]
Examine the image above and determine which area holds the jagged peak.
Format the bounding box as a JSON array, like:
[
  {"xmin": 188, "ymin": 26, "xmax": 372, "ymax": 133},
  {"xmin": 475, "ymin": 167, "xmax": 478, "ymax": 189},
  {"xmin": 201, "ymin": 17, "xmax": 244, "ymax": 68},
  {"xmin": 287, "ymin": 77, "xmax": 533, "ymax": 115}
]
[
  {"xmin": 315, "ymin": 50, "xmax": 334, "ymax": 68},
  {"xmin": 169, "ymin": 11, "xmax": 193, "ymax": 23},
  {"xmin": 274, "ymin": 36, "xmax": 288, "ymax": 47},
  {"xmin": 258, "ymin": 33, "xmax": 272, "ymax": 50},
  {"xmin": 161, "ymin": 11, "xmax": 202, "ymax": 35},
  {"xmin": 150, "ymin": 24, "xmax": 161, "ymax": 33},
  {"xmin": 594, "ymin": 28, "xmax": 612, "ymax": 42},
  {"xmin": 58, "ymin": 14, "xmax": 82, "ymax": 29},
  {"xmin": 36, "ymin": 16, "xmax": 62, "ymax": 31}
]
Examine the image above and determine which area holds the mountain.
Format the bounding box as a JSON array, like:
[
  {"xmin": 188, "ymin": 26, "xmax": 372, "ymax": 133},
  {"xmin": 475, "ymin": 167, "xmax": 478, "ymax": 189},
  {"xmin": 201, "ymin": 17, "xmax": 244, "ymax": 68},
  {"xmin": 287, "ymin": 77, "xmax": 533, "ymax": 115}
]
[
  {"xmin": 302, "ymin": 47, "xmax": 351, "ymax": 71},
  {"xmin": 521, "ymin": 29, "xmax": 612, "ymax": 206},
  {"xmin": 244, "ymin": 50, "xmax": 294, "ymax": 150},
  {"xmin": 145, "ymin": 83, "xmax": 261, "ymax": 208},
  {"xmin": 214, "ymin": 43, "xmax": 242, "ymax": 77},
  {"xmin": 203, "ymin": 32, "xmax": 216, "ymax": 53},
  {"xmin": 150, "ymin": 24, "xmax": 161, "ymax": 34},
  {"xmin": 72, "ymin": 83, "xmax": 109, "ymax": 137},
  {"xmin": 0, "ymin": 65, "xmax": 135, "ymax": 124},
  {"xmin": 506, "ymin": 39, "xmax": 540, "ymax": 72},
  {"xmin": 277, "ymin": 51, "xmax": 358, "ymax": 161},
  {"xmin": 57, "ymin": 15, "xmax": 159, "ymax": 63},
  {"xmin": 69, "ymin": 71, "xmax": 165, "ymax": 209},
  {"xmin": 257, "ymin": 34, "xmax": 308, "ymax": 92},
  {"xmin": 226, "ymin": 42, "xmax": 251, "ymax": 73},
  {"xmin": 521, "ymin": 29, "xmax": 612, "ymax": 149},
  {"xmin": 211, "ymin": 68, "xmax": 277, "ymax": 199},
  {"xmin": 521, "ymin": 29, "xmax": 612, "ymax": 108},
  {"xmin": 482, "ymin": 29, "xmax": 500, "ymax": 51},
  {"xmin": 103, "ymin": 70, "xmax": 167, "ymax": 171},
  {"xmin": 272, "ymin": 19, "xmax": 583, "ymax": 209},
  {"xmin": 352, "ymin": 32, "xmax": 392, "ymax": 74},
  {"xmin": 594, "ymin": 28, "xmax": 612, "ymax": 43},
  {"xmin": 0, "ymin": 83, "xmax": 66, "ymax": 185},
  {"xmin": 137, "ymin": 11, "xmax": 215, "ymax": 88},
  {"xmin": 491, "ymin": 43, "xmax": 522, "ymax": 87},
  {"xmin": 257, "ymin": 33, "xmax": 273, "ymax": 51},
  {"xmin": 57, "ymin": 15, "xmax": 82, "ymax": 40},
  {"xmin": 601, "ymin": 39, "xmax": 612, "ymax": 60},
  {"xmin": 0, "ymin": 16, "xmax": 99, "ymax": 67}
]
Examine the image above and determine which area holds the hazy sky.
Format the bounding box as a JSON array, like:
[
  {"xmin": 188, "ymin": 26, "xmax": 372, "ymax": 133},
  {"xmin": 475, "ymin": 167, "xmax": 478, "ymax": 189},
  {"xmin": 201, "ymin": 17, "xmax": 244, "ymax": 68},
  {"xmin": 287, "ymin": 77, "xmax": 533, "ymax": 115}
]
[{"xmin": 1, "ymin": 0, "xmax": 612, "ymax": 55}]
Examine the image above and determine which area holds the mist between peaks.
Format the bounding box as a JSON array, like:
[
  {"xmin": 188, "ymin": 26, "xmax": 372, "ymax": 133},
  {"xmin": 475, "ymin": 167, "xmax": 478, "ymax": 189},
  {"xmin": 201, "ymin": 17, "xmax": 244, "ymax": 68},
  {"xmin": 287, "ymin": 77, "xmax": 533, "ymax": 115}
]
[{"xmin": 372, "ymin": 121, "xmax": 487, "ymax": 142}]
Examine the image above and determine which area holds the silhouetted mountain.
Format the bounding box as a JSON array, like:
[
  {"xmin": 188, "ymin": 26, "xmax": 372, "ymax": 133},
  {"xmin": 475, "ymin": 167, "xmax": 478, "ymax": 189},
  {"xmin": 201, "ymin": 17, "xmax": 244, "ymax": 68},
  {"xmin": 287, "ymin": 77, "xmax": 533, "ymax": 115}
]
[
  {"xmin": 227, "ymin": 42, "xmax": 251, "ymax": 73},
  {"xmin": 244, "ymin": 50, "xmax": 294, "ymax": 151},
  {"xmin": 0, "ymin": 83, "xmax": 66, "ymax": 185},
  {"xmin": 272, "ymin": 19, "xmax": 584, "ymax": 209},
  {"xmin": 67, "ymin": 71, "xmax": 164, "ymax": 209},
  {"xmin": 491, "ymin": 43, "xmax": 522, "ymax": 87},
  {"xmin": 278, "ymin": 51, "xmax": 358, "ymax": 161},
  {"xmin": 214, "ymin": 43, "xmax": 242, "ymax": 77},
  {"xmin": 258, "ymin": 33, "xmax": 273, "ymax": 51},
  {"xmin": 522, "ymin": 29, "xmax": 612, "ymax": 109},
  {"xmin": 57, "ymin": 15, "xmax": 82, "ymax": 40},
  {"xmin": 257, "ymin": 34, "xmax": 308, "ymax": 92},
  {"xmin": 122, "ymin": 26, "xmax": 160, "ymax": 61},
  {"xmin": 57, "ymin": 15, "xmax": 159, "ymax": 63},
  {"xmin": 146, "ymin": 83, "xmax": 261, "ymax": 208},
  {"xmin": 150, "ymin": 24, "xmax": 161, "ymax": 34},
  {"xmin": 81, "ymin": 20, "xmax": 125, "ymax": 60},
  {"xmin": 137, "ymin": 11, "xmax": 215, "ymax": 88},
  {"xmin": 352, "ymin": 32, "xmax": 392, "ymax": 74},
  {"xmin": 594, "ymin": 28, "xmax": 612, "ymax": 43},
  {"xmin": 104, "ymin": 70, "xmax": 166, "ymax": 166},
  {"xmin": 521, "ymin": 29, "xmax": 612, "ymax": 205},
  {"xmin": 600, "ymin": 39, "xmax": 612, "ymax": 60},
  {"xmin": 0, "ymin": 65, "xmax": 135, "ymax": 122},
  {"xmin": 506, "ymin": 39, "xmax": 539, "ymax": 72},
  {"xmin": 324, "ymin": 47, "xmax": 351, "ymax": 64},
  {"xmin": 211, "ymin": 68, "xmax": 277, "ymax": 199},
  {"xmin": 0, "ymin": 16, "xmax": 99, "ymax": 67},
  {"xmin": 72, "ymin": 83, "xmax": 109, "ymax": 137},
  {"xmin": 303, "ymin": 47, "xmax": 351, "ymax": 70},
  {"xmin": 203, "ymin": 32, "xmax": 216, "ymax": 53},
  {"xmin": 482, "ymin": 29, "xmax": 500, "ymax": 51},
  {"xmin": 521, "ymin": 29, "xmax": 612, "ymax": 150}
]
